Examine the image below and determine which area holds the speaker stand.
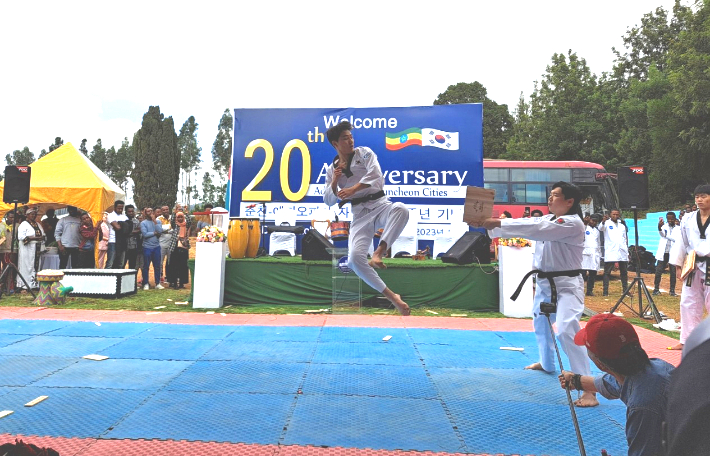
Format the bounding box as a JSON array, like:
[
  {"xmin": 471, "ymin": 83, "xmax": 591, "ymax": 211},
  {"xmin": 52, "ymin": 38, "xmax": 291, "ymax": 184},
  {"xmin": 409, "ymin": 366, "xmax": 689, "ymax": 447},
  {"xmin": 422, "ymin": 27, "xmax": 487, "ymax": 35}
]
[
  {"xmin": 608, "ymin": 208, "xmax": 661, "ymax": 323},
  {"xmin": 255, "ymin": 202, "xmax": 268, "ymax": 258},
  {"xmin": 0, "ymin": 202, "xmax": 37, "ymax": 299}
]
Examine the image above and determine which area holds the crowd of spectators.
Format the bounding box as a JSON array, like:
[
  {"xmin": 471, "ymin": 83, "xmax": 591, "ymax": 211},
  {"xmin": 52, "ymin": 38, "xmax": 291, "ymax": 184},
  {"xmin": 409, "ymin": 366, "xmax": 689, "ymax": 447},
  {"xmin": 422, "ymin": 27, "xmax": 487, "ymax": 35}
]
[{"xmin": 0, "ymin": 201, "xmax": 208, "ymax": 294}]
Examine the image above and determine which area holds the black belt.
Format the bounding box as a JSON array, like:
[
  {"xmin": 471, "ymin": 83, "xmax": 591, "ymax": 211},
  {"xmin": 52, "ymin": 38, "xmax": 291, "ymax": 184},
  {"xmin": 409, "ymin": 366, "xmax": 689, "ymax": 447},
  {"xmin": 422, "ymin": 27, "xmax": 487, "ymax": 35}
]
[
  {"xmin": 698, "ymin": 256, "xmax": 710, "ymax": 285},
  {"xmin": 511, "ymin": 269, "xmax": 583, "ymax": 307},
  {"xmin": 338, "ymin": 190, "xmax": 385, "ymax": 208}
]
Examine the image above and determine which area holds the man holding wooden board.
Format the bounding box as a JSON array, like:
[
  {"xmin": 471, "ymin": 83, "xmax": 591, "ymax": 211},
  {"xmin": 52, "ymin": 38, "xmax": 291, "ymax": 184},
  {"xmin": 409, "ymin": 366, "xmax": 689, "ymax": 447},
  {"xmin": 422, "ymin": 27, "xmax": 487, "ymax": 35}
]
[{"xmin": 468, "ymin": 181, "xmax": 598, "ymax": 407}]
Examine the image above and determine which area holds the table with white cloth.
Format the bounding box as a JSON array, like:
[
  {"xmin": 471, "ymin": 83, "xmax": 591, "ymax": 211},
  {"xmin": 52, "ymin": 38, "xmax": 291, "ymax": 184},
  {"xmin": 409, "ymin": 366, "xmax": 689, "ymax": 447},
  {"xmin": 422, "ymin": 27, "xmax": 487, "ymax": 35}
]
[{"xmin": 39, "ymin": 253, "xmax": 60, "ymax": 270}]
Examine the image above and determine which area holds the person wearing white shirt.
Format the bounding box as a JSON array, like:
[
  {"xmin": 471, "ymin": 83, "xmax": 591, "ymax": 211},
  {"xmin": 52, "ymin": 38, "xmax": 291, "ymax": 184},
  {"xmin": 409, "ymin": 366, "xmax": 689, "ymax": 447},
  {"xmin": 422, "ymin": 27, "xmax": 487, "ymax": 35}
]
[
  {"xmin": 582, "ymin": 215, "xmax": 601, "ymax": 296},
  {"xmin": 473, "ymin": 182, "xmax": 598, "ymax": 407},
  {"xmin": 653, "ymin": 211, "xmax": 678, "ymax": 296},
  {"xmin": 598, "ymin": 209, "xmax": 629, "ymax": 296},
  {"xmin": 323, "ymin": 121, "xmax": 410, "ymax": 316},
  {"xmin": 668, "ymin": 184, "xmax": 710, "ymax": 351}
]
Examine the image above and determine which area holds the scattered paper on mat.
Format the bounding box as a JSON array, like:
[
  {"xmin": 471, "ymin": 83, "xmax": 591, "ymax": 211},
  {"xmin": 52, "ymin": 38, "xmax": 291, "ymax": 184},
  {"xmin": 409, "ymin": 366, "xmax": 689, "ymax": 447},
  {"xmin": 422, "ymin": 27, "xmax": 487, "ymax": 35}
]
[
  {"xmin": 206, "ymin": 311, "xmax": 215, "ymax": 314},
  {"xmin": 220, "ymin": 313, "xmax": 226, "ymax": 316},
  {"xmin": 0, "ymin": 411, "xmax": 13, "ymax": 419},
  {"xmin": 653, "ymin": 319, "xmax": 681, "ymax": 332},
  {"xmin": 463, "ymin": 186, "xmax": 495, "ymax": 225},
  {"xmin": 94, "ymin": 322, "xmax": 101, "ymax": 326},
  {"xmin": 83, "ymin": 354, "xmax": 109, "ymax": 361},
  {"xmin": 500, "ymin": 347, "xmax": 525, "ymax": 351},
  {"xmin": 382, "ymin": 335, "xmax": 392, "ymax": 341},
  {"xmin": 25, "ymin": 396, "xmax": 49, "ymax": 407}
]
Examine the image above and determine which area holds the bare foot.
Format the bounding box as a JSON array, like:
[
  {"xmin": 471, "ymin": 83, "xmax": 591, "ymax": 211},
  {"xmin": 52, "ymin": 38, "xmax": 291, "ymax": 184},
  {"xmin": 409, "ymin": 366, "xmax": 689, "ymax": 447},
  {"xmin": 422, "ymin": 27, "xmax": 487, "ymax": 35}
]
[
  {"xmin": 369, "ymin": 253, "xmax": 387, "ymax": 269},
  {"xmin": 389, "ymin": 293, "xmax": 410, "ymax": 316},
  {"xmin": 667, "ymin": 343, "xmax": 684, "ymax": 350},
  {"xmin": 524, "ymin": 362, "xmax": 546, "ymax": 371},
  {"xmin": 575, "ymin": 391, "xmax": 599, "ymax": 407}
]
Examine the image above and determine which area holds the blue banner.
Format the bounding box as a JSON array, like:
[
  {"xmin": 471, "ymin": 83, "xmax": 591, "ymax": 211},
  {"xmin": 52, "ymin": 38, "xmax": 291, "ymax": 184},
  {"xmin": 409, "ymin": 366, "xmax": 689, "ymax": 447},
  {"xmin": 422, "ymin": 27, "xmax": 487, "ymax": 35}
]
[{"xmin": 230, "ymin": 105, "xmax": 483, "ymax": 235}]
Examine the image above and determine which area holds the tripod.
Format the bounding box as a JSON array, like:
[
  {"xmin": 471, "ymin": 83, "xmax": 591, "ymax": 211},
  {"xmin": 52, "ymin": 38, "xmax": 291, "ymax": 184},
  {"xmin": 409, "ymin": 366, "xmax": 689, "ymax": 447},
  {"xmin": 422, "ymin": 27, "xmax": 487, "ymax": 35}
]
[
  {"xmin": 609, "ymin": 208, "xmax": 662, "ymax": 323},
  {"xmin": 255, "ymin": 202, "xmax": 267, "ymax": 258},
  {"xmin": 0, "ymin": 202, "xmax": 37, "ymax": 299}
]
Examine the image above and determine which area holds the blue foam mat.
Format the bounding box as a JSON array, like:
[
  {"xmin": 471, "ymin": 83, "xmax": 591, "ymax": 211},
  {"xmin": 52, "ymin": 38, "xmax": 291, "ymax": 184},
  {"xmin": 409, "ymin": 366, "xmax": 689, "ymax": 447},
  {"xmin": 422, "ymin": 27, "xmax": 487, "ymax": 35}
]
[
  {"xmin": 0, "ymin": 320, "xmax": 630, "ymax": 455},
  {"xmin": 166, "ymin": 360, "xmax": 308, "ymax": 394},
  {"xmin": 283, "ymin": 394, "xmax": 464, "ymax": 452},
  {"xmin": 51, "ymin": 321, "xmax": 156, "ymax": 338},
  {"xmin": 34, "ymin": 358, "xmax": 193, "ymax": 390},
  {"xmin": 0, "ymin": 335, "xmax": 122, "ymax": 357},
  {"xmin": 0, "ymin": 319, "xmax": 71, "ymax": 335},
  {"xmin": 101, "ymin": 337, "xmax": 221, "ymax": 360},
  {"xmin": 106, "ymin": 390, "xmax": 294, "ymax": 443}
]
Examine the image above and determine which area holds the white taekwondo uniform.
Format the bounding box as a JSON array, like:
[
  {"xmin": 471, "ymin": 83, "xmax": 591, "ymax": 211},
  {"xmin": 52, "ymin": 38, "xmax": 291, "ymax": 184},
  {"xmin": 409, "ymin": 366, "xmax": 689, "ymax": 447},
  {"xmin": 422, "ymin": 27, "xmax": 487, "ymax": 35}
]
[
  {"xmin": 489, "ymin": 214, "xmax": 591, "ymax": 375},
  {"xmin": 324, "ymin": 146, "xmax": 408, "ymax": 293},
  {"xmin": 670, "ymin": 211, "xmax": 710, "ymax": 344},
  {"xmin": 582, "ymin": 225, "xmax": 601, "ymax": 271}
]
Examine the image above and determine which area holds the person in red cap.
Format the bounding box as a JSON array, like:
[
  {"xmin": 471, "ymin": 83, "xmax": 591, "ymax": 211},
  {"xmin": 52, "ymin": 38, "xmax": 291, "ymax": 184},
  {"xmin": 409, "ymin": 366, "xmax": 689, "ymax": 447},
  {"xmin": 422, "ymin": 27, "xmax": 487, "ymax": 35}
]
[{"xmin": 559, "ymin": 314, "xmax": 674, "ymax": 456}]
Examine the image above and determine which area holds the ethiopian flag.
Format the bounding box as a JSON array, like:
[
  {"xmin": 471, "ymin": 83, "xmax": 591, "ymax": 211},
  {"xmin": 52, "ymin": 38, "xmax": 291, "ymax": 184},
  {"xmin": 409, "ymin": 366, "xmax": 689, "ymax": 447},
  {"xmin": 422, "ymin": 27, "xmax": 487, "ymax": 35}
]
[
  {"xmin": 385, "ymin": 128, "xmax": 422, "ymax": 150},
  {"xmin": 385, "ymin": 127, "xmax": 459, "ymax": 150}
]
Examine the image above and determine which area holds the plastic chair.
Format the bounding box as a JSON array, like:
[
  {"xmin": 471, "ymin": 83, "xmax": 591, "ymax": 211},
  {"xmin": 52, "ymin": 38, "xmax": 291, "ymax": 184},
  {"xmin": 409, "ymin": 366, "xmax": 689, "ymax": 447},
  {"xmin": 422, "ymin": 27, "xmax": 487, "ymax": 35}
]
[{"xmin": 269, "ymin": 209, "xmax": 297, "ymax": 256}]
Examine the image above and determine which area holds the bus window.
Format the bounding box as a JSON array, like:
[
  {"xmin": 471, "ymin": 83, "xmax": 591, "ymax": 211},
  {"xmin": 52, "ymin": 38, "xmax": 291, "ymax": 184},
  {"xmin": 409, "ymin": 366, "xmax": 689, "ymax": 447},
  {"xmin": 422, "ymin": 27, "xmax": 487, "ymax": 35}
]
[
  {"xmin": 484, "ymin": 183, "xmax": 509, "ymax": 202},
  {"xmin": 512, "ymin": 183, "xmax": 547, "ymax": 203},
  {"xmin": 511, "ymin": 169, "xmax": 571, "ymax": 182},
  {"xmin": 484, "ymin": 168, "xmax": 509, "ymax": 182}
]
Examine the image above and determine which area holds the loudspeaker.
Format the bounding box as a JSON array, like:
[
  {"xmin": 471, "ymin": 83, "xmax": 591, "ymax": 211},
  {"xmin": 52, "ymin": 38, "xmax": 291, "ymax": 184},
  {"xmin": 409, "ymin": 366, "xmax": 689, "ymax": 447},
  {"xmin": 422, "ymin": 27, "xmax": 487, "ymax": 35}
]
[
  {"xmin": 302, "ymin": 229, "xmax": 334, "ymax": 260},
  {"xmin": 440, "ymin": 231, "xmax": 491, "ymax": 265},
  {"xmin": 618, "ymin": 166, "xmax": 649, "ymax": 210},
  {"xmin": 3, "ymin": 166, "xmax": 31, "ymax": 204}
]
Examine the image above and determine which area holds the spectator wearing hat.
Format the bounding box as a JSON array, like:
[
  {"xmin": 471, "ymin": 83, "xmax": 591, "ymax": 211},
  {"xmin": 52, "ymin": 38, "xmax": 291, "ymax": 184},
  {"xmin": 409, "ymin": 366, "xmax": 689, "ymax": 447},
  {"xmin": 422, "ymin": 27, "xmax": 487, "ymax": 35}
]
[{"xmin": 559, "ymin": 314, "xmax": 674, "ymax": 456}]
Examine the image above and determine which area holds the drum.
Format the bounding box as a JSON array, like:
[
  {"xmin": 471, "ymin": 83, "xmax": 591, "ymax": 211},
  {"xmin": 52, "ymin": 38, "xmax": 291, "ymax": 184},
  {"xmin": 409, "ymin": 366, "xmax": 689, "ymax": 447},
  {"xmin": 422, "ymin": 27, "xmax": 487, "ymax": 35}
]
[
  {"xmin": 227, "ymin": 218, "xmax": 249, "ymax": 259},
  {"xmin": 36, "ymin": 270, "xmax": 64, "ymax": 282},
  {"xmin": 245, "ymin": 218, "xmax": 261, "ymax": 258},
  {"xmin": 330, "ymin": 221, "xmax": 350, "ymax": 241}
]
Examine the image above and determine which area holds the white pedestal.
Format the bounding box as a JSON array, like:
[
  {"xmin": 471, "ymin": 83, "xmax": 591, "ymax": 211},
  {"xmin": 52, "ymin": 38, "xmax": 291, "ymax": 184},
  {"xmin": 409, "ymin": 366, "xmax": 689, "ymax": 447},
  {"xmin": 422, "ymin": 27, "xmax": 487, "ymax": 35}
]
[
  {"xmin": 193, "ymin": 242, "xmax": 227, "ymax": 309},
  {"xmin": 498, "ymin": 245, "xmax": 534, "ymax": 318}
]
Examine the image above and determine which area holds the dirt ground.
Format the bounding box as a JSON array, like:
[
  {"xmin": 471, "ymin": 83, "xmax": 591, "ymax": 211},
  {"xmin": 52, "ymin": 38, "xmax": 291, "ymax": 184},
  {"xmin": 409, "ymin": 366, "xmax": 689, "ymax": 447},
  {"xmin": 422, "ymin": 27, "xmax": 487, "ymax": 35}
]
[{"xmin": 584, "ymin": 269, "xmax": 681, "ymax": 321}]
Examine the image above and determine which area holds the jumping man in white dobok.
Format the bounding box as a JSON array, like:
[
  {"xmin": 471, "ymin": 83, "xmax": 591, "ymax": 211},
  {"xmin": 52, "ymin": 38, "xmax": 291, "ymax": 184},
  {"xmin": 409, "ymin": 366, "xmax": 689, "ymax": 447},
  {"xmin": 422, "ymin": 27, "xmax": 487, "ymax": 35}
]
[{"xmin": 323, "ymin": 121, "xmax": 410, "ymax": 316}]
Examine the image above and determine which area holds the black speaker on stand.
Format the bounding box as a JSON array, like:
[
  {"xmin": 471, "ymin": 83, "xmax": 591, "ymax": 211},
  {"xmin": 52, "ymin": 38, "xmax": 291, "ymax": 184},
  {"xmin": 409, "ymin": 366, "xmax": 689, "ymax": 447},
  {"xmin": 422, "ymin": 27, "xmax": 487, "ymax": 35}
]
[
  {"xmin": 0, "ymin": 166, "xmax": 35, "ymax": 299},
  {"xmin": 609, "ymin": 165, "xmax": 662, "ymax": 323},
  {"xmin": 302, "ymin": 229, "xmax": 334, "ymax": 261},
  {"xmin": 440, "ymin": 231, "xmax": 491, "ymax": 265}
]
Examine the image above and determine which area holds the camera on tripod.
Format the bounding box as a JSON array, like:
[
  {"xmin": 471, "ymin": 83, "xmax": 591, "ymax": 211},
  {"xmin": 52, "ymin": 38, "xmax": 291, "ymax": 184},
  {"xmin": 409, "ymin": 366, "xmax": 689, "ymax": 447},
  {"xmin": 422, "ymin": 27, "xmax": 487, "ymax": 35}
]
[{"xmin": 540, "ymin": 302, "xmax": 557, "ymax": 314}]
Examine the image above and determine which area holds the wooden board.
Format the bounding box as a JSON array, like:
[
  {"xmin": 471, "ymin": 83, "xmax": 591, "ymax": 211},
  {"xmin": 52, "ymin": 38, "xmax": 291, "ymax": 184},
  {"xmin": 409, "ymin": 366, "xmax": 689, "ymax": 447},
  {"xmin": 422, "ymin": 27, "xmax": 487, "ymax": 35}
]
[
  {"xmin": 681, "ymin": 250, "xmax": 696, "ymax": 281},
  {"xmin": 463, "ymin": 186, "xmax": 495, "ymax": 225}
]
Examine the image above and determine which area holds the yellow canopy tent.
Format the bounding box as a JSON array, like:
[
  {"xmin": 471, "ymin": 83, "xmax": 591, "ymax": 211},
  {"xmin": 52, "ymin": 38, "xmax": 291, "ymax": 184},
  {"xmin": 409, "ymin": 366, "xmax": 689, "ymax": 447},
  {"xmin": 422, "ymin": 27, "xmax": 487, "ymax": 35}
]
[{"xmin": 0, "ymin": 142, "xmax": 126, "ymax": 226}]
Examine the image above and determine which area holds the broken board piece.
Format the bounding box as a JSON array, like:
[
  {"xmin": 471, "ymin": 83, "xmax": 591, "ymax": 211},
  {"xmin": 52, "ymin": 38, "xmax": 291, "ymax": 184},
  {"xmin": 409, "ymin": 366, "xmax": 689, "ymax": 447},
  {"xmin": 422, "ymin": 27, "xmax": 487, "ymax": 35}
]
[
  {"xmin": 451, "ymin": 314, "xmax": 467, "ymax": 317},
  {"xmin": 382, "ymin": 335, "xmax": 392, "ymax": 341},
  {"xmin": 499, "ymin": 347, "xmax": 525, "ymax": 352},
  {"xmin": 426, "ymin": 310, "xmax": 439, "ymax": 315},
  {"xmin": 175, "ymin": 301, "xmax": 188, "ymax": 305},
  {"xmin": 24, "ymin": 396, "xmax": 49, "ymax": 407},
  {"xmin": 154, "ymin": 306, "xmax": 166, "ymax": 309},
  {"xmin": 83, "ymin": 354, "xmax": 109, "ymax": 361},
  {"xmin": 0, "ymin": 410, "xmax": 13, "ymax": 419}
]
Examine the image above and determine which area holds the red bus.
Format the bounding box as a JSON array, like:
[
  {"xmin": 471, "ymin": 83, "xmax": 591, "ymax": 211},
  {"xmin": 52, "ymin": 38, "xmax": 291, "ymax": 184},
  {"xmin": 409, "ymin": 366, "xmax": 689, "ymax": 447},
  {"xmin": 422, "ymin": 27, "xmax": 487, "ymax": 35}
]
[{"xmin": 483, "ymin": 160, "xmax": 619, "ymax": 218}]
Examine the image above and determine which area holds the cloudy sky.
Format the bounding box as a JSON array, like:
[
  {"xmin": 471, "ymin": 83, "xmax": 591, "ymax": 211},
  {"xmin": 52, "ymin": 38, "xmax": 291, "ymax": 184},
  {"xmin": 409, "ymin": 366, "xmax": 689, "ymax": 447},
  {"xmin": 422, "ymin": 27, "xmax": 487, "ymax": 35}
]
[{"xmin": 2, "ymin": 0, "xmax": 681, "ymax": 175}]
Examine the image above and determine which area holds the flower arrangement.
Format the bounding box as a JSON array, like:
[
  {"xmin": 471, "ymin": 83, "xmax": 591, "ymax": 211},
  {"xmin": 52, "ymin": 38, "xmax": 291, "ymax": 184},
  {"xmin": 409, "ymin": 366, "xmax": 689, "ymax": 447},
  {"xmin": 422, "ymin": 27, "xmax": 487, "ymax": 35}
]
[
  {"xmin": 197, "ymin": 225, "xmax": 226, "ymax": 243},
  {"xmin": 499, "ymin": 237, "xmax": 532, "ymax": 248}
]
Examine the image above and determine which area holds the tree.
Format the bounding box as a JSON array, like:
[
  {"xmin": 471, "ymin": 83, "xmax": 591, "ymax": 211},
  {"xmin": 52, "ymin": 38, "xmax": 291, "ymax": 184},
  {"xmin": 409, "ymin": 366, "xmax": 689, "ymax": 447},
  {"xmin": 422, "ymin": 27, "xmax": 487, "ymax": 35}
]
[
  {"xmin": 433, "ymin": 82, "xmax": 513, "ymax": 158},
  {"xmin": 132, "ymin": 106, "xmax": 179, "ymax": 211},
  {"xmin": 48, "ymin": 137, "xmax": 64, "ymax": 153},
  {"xmin": 211, "ymin": 109, "xmax": 233, "ymax": 179},
  {"xmin": 89, "ymin": 139, "xmax": 108, "ymax": 172},
  {"xmin": 5, "ymin": 147, "xmax": 35, "ymax": 166},
  {"xmin": 507, "ymin": 51, "xmax": 603, "ymax": 163},
  {"xmin": 200, "ymin": 171, "xmax": 225, "ymax": 208},
  {"xmin": 111, "ymin": 138, "xmax": 134, "ymax": 195},
  {"xmin": 178, "ymin": 116, "xmax": 202, "ymax": 208},
  {"xmin": 79, "ymin": 139, "xmax": 89, "ymax": 156}
]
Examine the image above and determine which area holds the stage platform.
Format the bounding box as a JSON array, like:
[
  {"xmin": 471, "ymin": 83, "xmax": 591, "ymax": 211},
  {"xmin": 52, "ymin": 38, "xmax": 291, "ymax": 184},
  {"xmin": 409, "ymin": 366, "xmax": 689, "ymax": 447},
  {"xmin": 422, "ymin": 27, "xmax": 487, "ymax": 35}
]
[
  {"xmin": 188, "ymin": 256, "xmax": 499, "ymax": 310},
  {"xmin": 0, "ymin": 307, "xmax": 682, "ymax": 456}
]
